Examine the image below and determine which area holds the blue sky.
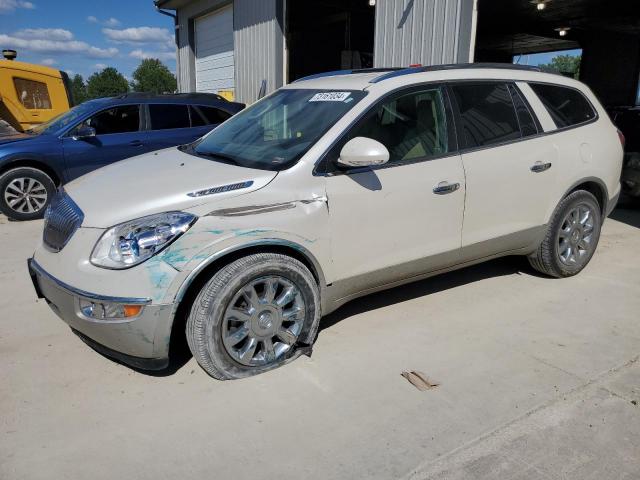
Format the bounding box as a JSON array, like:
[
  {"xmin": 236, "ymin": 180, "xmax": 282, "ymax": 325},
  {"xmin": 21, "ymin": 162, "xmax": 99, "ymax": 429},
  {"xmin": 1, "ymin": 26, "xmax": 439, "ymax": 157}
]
[{"xmin": 0, "ymin": 0, "xmax": 176, "ymax": 80}]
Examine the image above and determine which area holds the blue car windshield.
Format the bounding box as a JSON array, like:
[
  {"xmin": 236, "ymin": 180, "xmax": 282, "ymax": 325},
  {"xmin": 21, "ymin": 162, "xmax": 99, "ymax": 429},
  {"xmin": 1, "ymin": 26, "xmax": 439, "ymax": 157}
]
[
  {"xmin": 190, "ymin": 89, "xmax": 367, "ymax": 170},
  {"xmin": 28, "ymin": 102, "xmax": 98, "ymax": 135}
]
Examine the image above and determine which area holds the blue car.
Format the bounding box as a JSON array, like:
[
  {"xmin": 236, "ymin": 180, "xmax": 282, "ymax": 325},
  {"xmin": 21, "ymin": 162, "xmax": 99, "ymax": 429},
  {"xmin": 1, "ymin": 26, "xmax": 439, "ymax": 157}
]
[{"xmin": 0, "ymin": 93, "xmax": 244, "ymax": 220}]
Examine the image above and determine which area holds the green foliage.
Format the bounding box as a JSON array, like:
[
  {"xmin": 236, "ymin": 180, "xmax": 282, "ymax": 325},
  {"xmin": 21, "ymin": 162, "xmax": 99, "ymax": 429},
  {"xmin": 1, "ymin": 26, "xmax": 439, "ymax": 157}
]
[
  {"xmin": 131, "ymin": 58, "xmax": 177, "ymax": 94},
  {"xmin": 70, "ymin": 74, "xmax": 88, "ymax": 105},
  {"xmin": 86, "ymin": 67, "xmax": 129, "ymax": 99},
  {"xmin": 539, "ymin": 54, "xmax": 581, "ymax": 79}
]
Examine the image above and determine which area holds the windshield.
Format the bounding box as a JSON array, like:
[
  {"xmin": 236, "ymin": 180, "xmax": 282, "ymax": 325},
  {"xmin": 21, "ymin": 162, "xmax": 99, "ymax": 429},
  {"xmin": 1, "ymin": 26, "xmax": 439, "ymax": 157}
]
[
  {"xmin": 28, "ymin": 102, "xmax": 98, "ymax": 135},
  {"xmin": 190, "ymin": 89, "xmax": 367, "ymax": 170}
]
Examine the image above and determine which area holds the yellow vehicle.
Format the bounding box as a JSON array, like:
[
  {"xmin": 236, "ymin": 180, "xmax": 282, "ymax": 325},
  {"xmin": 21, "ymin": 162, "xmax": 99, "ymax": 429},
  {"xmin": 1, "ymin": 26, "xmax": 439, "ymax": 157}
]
[{"xmin": 0, "ymin": 50, "xmax": 73, "ymax": 132}]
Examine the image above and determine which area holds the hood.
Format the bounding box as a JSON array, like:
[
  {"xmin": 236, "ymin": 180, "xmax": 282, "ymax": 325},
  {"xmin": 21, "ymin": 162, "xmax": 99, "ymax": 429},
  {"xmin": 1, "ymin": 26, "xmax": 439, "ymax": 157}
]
[
  {"xmin": 66, "ymin": 147, "xmax": 278, "ymax": 228},
  {"xmin": 0, "ymin": 132, "xmax": 34, "ymax": 145}
]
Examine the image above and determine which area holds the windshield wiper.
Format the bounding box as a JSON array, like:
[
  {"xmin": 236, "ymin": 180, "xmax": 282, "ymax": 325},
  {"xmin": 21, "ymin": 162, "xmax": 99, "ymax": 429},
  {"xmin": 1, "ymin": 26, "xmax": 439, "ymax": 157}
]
[{"xmin": 193, "ymin": 149, "xmax": 240, "ymax": 166}]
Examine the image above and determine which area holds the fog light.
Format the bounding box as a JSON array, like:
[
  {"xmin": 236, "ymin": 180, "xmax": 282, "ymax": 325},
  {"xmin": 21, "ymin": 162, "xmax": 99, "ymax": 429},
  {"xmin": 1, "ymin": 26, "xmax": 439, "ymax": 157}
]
[{"xmin": 80, "ymin": 300, "xmax": 143, "ymax": 320}]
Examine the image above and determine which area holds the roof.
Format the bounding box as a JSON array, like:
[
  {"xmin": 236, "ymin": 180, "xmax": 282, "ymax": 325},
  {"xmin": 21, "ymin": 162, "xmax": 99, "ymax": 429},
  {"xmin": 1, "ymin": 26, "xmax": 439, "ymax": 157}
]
[
  {"xmin": 286, "ymin": 63, "xmax": 579, "ymax": 92},
  {"xmin": 0, "ymin": 60, "xmax": 62, "ymax": 78},
  {"xmin": 84, "ymin": 92, "xmax": 243, "ymax": 109}
]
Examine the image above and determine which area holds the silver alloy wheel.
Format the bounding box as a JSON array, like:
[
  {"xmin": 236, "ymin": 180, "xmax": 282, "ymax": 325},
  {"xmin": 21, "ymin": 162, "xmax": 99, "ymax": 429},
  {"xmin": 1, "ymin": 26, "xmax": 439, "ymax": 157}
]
[
  {"xmin": 222, "ymin": 275, "xmax": 306, "ymax": 367},
  {"xmin": 3, "ymin": 177, "xmax": 48, "ymax": 214},
  {"xmin": 557, "ymin": 202, "xmax": 596, "ymax": 266}
]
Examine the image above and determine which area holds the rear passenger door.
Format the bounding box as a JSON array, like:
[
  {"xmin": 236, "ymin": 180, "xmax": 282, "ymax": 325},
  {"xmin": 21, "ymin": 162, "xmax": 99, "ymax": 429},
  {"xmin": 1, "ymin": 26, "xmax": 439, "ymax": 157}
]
[{"xmin": 449, "ymin": 82, "xmax": 558, "ymax": 255}]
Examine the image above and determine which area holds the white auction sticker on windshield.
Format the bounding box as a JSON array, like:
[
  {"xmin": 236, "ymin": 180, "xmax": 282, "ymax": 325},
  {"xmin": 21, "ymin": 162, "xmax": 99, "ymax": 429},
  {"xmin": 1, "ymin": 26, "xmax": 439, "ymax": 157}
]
[{"xmin": 309, "ymin": 92, "xmax": 351, "ymax": 102}]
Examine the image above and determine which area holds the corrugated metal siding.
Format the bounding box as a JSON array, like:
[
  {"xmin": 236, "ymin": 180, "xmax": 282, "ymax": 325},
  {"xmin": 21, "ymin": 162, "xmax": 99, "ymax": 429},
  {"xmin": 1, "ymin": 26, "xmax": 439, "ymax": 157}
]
[
  {"xmin": 233, "ymin": 0, "xmax": 283, "ymax": 104},
  {"xmin": 374, "ymin": 0, "xmax": 476, "ymax": 68}
]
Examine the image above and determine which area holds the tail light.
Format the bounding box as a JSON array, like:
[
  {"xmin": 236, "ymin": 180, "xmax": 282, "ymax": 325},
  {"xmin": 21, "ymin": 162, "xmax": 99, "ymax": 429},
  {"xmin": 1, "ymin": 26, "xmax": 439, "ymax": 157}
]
[{"xmin": 617, "ymin": 129, "xmax": 626, "ymax": 149}]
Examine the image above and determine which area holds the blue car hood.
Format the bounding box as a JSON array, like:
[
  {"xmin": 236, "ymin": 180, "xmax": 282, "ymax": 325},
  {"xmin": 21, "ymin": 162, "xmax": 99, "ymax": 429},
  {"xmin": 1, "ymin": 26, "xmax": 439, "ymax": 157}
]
[{"xmin": 0, "ymin": 132, "xmax": 35, "ymax": 145}]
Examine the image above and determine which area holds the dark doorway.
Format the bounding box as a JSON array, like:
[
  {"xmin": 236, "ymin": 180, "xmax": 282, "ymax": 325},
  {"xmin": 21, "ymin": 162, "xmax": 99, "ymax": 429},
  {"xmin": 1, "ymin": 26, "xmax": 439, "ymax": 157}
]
[{"xmin": 286, "ymin": 0, "xmax": 375, "ymax": 82}]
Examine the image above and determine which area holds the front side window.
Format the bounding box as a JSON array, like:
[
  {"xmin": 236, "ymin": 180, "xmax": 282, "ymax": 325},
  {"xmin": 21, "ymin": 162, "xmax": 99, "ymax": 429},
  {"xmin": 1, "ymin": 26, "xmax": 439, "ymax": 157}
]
[
  {"xmin": 529, "ymin": 83, "xmax": 596, "ymax": 128},
  {"xmin": 14, "ymin": 78, "xmax": 52, "ymax": 109},
  {"xmin": 73, "ymin": 105, "xmax": 141, "ymax": 136},
  {"xmin": 345, "ymin": 87, "xmax": 449, "ymax": 164},
  {"xmin": 451, "ymin": 82, "xmax": 521, "ymax": 148},
  {"xmin": 149, "ymin": 104, "xmax": 191, "ymax": 130},
  {"xmin": 190, "ymin": 89, "xmax": 367, "ymax": 170}
]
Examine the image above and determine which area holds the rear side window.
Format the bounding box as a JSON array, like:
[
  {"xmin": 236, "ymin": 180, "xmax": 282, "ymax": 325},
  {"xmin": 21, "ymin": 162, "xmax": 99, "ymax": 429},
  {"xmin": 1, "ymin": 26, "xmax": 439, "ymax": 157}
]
[
  {"xmin": 190, "ymin": 105, "xmax": 231, "ymax": 126},
  {"xmin": 451, "ymin": 83, "xmax": 521, "ymax": 148},
  {"xmin": 529, "ymin": 83, "xmax": 596, "ymax": 128},
  {"xmin": 509, "ymin": 85, "xmax": 538, "ymax": 137},
  {"xmin": 14, "ymin": 78, "xmax": 52, "ymax": 109},
  {"xmin": 149, "ymin": 104, "xmax": 190, "ymax": 130}
]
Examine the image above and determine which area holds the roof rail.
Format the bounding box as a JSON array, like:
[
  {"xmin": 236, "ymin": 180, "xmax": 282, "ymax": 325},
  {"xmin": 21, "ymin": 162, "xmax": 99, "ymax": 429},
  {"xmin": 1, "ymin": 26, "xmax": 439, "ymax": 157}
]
[
  {"xmin": 369, "ymin": 62, "xmax": 551, "ymax": 83},
  {"xmin": 293, "ymin": 68, "xmax": 403, "ymax": 83},
  {"xmin": 116, "ymin": 92, "xmax": 227, "ymax": 101}
]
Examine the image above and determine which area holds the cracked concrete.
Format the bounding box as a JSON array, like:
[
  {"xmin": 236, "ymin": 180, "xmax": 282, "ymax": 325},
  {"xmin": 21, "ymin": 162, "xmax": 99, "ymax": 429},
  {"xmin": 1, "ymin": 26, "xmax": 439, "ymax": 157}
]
[{"xmin": 1, "ymin": 206, "xmax": 639, "ymax": 480}]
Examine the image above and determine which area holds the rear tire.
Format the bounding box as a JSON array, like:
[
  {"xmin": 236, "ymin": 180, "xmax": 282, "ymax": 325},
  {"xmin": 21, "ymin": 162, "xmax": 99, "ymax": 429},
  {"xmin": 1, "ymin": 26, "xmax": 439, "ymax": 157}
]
[
  {"xmin": 0, "ymin": 167, "xmax": 56, "ymax": 221},
  {"xmin": 528, "ymin": 190, "xmax": 602, "ymax": 278},
  {"xmin": 186, "ymin": 253, "xmax": 320, "ymax": 380}
]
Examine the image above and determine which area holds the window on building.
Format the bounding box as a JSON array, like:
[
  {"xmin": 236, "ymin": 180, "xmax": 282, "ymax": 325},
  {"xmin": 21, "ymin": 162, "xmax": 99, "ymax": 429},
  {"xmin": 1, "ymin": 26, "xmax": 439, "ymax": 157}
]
[
  {"xmin": 190, "ymin": 105, "xmax": 232, "ymax": 126},
  {"xmin": 529, "ymin": 83, "xmax": 596, "ymax": 128},
  {"xmin": 74, "ymin": 105, "xmax": 141, "ymax": 135},
  {"xmin": 13, "ymin": 78, "xmax": 52, "ymax": 109},
  {"xmin": 509, "ymin": 84, "xmax": 539, "ymax": 137},
  {"xmin": 451, "ymin": 83, "xmax": 521, "ymax": 148},
  {"xmin": 149, "ymin": 104, "xmax": 191, "ymax": 130},
  {"xmin": 346, "ymin": 88, "xmax": 449, "ymax": 164}
]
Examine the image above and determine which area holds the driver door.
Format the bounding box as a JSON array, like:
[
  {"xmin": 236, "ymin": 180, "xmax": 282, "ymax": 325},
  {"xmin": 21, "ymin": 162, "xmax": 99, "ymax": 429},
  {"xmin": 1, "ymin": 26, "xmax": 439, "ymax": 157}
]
[
  {"xmin": 324, "ymin": 86, "xmax": 466, "ymax": 296},
  {"xmin": 62, "ymin": 104, "xmax": 144, "ymax": 180}
]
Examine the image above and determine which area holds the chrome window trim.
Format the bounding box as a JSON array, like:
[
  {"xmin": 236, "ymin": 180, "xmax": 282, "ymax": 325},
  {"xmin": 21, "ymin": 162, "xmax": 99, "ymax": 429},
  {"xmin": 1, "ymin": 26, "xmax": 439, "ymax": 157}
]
[{"xmin": 29, "ymin": 259, "xmax": 152, "ymax": 305}]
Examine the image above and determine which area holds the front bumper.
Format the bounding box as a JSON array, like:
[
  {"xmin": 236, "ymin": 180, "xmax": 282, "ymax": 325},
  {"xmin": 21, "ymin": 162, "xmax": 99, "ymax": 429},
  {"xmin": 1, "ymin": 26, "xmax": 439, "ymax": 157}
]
[{"xmin": 28, "ymin": 258, "xmax": 174, "ymax": 370}]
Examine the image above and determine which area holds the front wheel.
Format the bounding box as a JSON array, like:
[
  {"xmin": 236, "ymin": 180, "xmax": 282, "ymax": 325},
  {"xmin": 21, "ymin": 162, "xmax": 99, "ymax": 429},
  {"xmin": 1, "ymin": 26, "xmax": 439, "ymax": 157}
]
[
  {"xmin": 528, "ymin": 190, "xmax": 602, "ymax": 278},
  {"xmin": 186, "ymin": 253, "xmax": 321, "ymax": 380},
  {"xmin": 0, "ymin": 167, "xmax": 56, "ymax": 221}
]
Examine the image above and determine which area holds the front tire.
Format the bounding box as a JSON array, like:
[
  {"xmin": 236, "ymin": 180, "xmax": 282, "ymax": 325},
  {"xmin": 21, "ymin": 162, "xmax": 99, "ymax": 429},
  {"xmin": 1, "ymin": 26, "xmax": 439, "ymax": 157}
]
[
  {"xmin": 0, "ymin": 167, "xmax": 56, "ymax": 221},
  {"xmin": 528, "ymin": 190, "xmax": 602, "ymax": 278},
  {"xmin": 186, "ymin": 253, "xmax": 320, "ymax": 380}
]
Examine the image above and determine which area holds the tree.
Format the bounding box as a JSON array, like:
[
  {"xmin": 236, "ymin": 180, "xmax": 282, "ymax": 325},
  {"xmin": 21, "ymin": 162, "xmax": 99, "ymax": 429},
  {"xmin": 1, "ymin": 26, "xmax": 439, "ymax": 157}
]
[
  {"xmin": 539, "ymin": 54, "xmax": 581, "ymax": 79},
  {"xmin": 86, "ymin": 67, "xmax": 129, "ymax": 99},
  {"xmin": 131, "ymin": 58, "xmax": 177, "ymax": 94},
  {"xmin": 70, "ymin": 74, "xmax": 88, "ymax": 104}
]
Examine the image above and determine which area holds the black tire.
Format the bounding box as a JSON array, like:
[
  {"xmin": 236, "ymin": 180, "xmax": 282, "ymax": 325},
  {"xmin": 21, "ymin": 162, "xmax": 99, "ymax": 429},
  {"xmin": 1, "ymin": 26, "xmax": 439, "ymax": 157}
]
[
  {"xmin": 528, "ymin": 190, "xmax": 602, "ymax": 278},
  {"xmin": 186, "ymin": 253, "xmax": 321, "ymax": 380},
  {"xmin": 0, "ymin": 167, "xmax": 56, "ymax": 221}
]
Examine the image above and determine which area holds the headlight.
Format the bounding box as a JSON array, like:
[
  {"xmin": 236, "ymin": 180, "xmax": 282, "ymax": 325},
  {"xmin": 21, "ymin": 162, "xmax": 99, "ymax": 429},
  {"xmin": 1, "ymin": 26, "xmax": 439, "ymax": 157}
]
[{"xmin": 91, "ymin": 212, "xmax": 197, "ymax": 269}]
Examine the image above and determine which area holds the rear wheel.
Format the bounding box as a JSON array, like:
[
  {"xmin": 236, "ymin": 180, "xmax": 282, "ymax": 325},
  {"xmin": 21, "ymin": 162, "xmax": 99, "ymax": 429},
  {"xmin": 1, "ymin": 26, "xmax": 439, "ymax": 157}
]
[
  {"xmin": 528, "ymin": 190, "xmax": 602, "ymax": 278},
  {"xmin": 186, "ymin": 253, "xmax": 320, "ymax": 380},
  {"xmin": 0, "ymin": 167, "xmax": 56, "ymax": 221}
]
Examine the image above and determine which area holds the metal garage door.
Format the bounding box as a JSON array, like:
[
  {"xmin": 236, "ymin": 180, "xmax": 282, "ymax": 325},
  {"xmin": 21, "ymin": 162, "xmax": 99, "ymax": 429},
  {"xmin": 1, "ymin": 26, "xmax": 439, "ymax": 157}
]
[{"xmin": 195, "ymin": 5, "xmax": 234, "ymax": 97}]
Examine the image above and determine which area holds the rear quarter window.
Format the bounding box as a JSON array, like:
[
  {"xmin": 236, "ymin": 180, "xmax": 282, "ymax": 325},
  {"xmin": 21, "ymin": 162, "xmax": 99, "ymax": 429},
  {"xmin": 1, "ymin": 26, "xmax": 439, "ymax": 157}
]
[{"xmin": 529, "ymin": 83, "xmax": 596, "ymax": 128}]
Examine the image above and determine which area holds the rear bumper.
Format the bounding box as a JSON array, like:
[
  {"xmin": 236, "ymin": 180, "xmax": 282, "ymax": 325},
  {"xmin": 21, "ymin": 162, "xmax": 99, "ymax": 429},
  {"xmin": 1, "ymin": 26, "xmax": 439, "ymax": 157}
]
[{"xmin": 28, "ymin": 258, "xmax": 173, "ymax": 370}]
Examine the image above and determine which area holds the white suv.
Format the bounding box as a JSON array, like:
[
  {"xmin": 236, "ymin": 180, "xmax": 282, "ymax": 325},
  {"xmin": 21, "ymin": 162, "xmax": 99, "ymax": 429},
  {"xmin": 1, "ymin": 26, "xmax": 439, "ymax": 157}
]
[{"xmin": 28, "ymin": 64, "xmax": 623, "ymax": 380}]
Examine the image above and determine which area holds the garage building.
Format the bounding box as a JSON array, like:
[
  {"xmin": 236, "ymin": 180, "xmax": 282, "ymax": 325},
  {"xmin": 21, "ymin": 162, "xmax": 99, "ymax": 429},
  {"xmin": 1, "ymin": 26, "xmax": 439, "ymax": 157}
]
[{"xmin": 154, "ymin": 0, "xmax": 640, "ymax": 108}]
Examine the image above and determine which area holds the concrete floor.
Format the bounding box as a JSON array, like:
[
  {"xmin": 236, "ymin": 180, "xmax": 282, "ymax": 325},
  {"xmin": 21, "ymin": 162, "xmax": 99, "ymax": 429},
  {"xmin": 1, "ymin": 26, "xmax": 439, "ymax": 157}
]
[{"xmin": 1, "ymin": 207, "xmax": 639, "ymax": 480}]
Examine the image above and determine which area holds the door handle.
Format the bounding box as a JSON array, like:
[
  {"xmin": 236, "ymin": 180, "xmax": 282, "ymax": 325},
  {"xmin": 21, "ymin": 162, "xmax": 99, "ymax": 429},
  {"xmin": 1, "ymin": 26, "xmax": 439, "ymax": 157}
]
[
  {"xmin": 530, "ymin": 161, "xmax": 552, "ymax": 173},
  {"xmin": 129, "ymin": 140, "xmax": 144, "ymax": 147},
  {"xmin": 433, "ymin": 181, "xmax": 460, "ymax": 195}
]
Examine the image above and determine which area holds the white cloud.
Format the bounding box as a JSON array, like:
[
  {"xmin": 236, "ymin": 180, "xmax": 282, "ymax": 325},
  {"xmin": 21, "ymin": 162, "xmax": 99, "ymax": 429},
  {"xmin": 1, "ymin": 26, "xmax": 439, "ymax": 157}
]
[
  {"xmin": 40, "ymin": 58, "xmax": 56, "ymax": 65},
  {"xmin": 14, "ymin": 28, "xmax": 73, "ymax": 41},
  {"xmin": 103, "ymin": 26, "xmax": 172, "ymax": 44},
  {"xmin": 103, "ymin": 17, "xmax": 120, "ymax": 27},
  {"xmin": 94, "ymin": 63, "xmax": 107, "ymax": 70},
  {"xmin": 0, "ymin": 0, "xmax": 35, "ymax": 13},
  {"xmin": 87, "ymin": 15, "xmax": 97, "ymax": 23},
  {"xmin": 0, "ymin": 33, "xmax": 118, "ymax": 58},
  {"xmin": 129, "ymin": 49, "xmax": 175, "ymax": 61}
]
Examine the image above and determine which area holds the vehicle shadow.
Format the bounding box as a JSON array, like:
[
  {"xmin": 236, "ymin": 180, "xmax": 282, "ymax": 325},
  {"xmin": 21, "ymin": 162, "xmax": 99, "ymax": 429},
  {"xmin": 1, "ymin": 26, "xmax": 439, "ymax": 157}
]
[
  {"xmin": 320, "ymin": 255, "xmax": 532, "ymax": 332},
  {"xmin": 610, "ymin": 202, "xmax": 640, "ymax": 229}
]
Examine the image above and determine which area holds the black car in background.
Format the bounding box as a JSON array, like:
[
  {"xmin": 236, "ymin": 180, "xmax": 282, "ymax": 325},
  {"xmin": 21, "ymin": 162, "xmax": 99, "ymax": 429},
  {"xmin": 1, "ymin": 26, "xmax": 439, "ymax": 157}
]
[
  {"xmin": 0, "ymin": 92, "xmax": 244, "ymax": 220},
  {"xmin": 608, "ymin": 106, "xmax": 640, "ymax": 198}
]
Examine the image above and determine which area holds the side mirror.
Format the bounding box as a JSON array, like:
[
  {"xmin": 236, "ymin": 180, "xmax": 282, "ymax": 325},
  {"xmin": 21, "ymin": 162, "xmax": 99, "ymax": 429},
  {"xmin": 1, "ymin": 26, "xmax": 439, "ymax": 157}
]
[
  {"xmin": 337, "ymin": 137, "xmax": 390, "ymax": 168},
  {"xmin": 72, "ymin": 126, "xmax": 96, "ymax": 141}
]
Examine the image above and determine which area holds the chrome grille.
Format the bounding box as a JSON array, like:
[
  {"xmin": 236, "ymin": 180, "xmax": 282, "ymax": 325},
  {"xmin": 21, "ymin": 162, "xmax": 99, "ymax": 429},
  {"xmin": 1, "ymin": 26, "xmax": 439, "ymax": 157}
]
[{"xmin": 43, "ymin": 191, "xmax": 84, "ymax": 252}]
